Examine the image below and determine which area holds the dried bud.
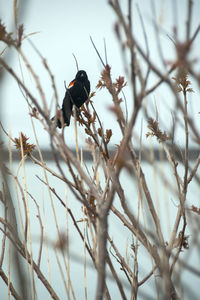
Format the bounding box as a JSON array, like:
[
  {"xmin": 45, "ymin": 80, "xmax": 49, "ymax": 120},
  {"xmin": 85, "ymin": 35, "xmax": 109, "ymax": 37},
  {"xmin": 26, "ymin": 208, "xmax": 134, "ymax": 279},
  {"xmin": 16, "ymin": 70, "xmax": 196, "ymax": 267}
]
[
  {"xmin": 115, "ymin": 76, "xmax": 126, "ymax": 94},
  {"xmin": 114, "ymin": 22, "xmax": 121, "ymax": 39},
  {"xmin": 0, "ymin": 21, "xmax": 6, "ymax": 42},
  {"xmin": 89, "ymin": 91, "xmax": 96, "ymax": 99},
  {"xmin": 146, "ymin": 118, "xmax": 170, "ymax": 143},
  {"xmin": 109, "ymin": 104, "xmax": 123, "ymax": 120},
  {"xmin": 0, "ymin": 21, "xmax": 13, "ymax": 44},
  {"xmin": 85, "ymin": 128, "xmax": 92, "ymax": 136},
  {"xmin": 190, "ymin": 205, "xmax": 200, "ymax": 215},
  {"xmin": 96, "ymin": 80, "xmax": 104, "ymax": 90},
  {"xmin": 105, "ymin": 129, "xmax": 112, "ymax": 143},
  {"xmin": 17, "ymin": 24, "xmax": 24, "ymax": 47},
  {"xmin": 85, "ymin": 137, "xmax": 93, "ymax": 145},
  {"xmin": 14, "ymin": 132, "xmax": 35, "ymax": 156},
  {"xmin": 91, "ymin": 111, "xmax": 96, "ymax": 123},
  {"xmin": 97, "ymin": 128, "xmax": 103, "ymax": 137},
  {"xmin": 172, "ymin": 71, "xmax": 194, "ymax": 94}
]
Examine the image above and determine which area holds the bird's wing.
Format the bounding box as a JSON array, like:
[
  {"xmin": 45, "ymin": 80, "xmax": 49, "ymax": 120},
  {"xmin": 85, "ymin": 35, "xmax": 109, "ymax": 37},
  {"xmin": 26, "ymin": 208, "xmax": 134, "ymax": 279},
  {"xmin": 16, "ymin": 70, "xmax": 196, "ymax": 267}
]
[
  {"xmin": 68, "ymin": 81, "xmax": 90, "ymax": 108},
  {"xmin": 62, "ymin": 91, "xmax": 73, "ymax": 126}
]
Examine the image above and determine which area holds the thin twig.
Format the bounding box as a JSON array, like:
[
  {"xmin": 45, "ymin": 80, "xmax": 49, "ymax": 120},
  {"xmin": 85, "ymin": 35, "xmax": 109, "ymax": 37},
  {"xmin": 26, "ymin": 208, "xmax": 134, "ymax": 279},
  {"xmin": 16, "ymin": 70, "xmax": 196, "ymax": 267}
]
[{"xmin": 90, "ymin": 36, "xmax": 106, "ymax": 68}]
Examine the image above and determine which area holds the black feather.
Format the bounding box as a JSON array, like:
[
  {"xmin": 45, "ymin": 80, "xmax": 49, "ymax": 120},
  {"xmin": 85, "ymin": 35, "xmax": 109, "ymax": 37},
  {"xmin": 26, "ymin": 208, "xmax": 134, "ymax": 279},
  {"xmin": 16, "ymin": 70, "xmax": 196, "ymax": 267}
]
[{"xmin": 52, "ymin": 70, "xmax": 90, "ymax": 128}]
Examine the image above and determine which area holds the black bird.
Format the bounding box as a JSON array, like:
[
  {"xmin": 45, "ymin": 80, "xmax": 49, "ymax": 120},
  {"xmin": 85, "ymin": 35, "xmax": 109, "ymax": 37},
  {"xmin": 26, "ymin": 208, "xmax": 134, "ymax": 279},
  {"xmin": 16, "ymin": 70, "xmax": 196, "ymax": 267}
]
[{"xmin": 53, "ymin": 70, "xmax": 90, "ymax": 128}]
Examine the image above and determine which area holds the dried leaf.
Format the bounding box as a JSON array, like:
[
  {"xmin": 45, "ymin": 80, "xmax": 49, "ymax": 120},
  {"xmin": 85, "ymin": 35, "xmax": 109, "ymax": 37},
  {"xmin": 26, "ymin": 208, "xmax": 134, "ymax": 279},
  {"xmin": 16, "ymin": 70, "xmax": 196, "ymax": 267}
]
[
  {"xmin": 89, "ymin": 91, "xmax": 96, "ymax": 98},
  {"xmin": 96, "ymin": 80, "xmax": 104, "ymax": 90},
  {"xmin": 97, "ymin": 127, "xmax": 103, "ymax": 137},
  {"xmin": 0, "ymin": 21, "xmax": 6, "ymax": 41}
]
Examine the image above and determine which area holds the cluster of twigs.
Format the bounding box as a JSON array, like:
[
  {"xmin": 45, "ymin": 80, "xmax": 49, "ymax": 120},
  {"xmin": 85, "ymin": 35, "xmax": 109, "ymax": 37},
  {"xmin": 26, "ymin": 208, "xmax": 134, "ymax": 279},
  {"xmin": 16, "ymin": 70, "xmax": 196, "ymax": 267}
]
[{"xmin": 0, "ymin": 1, "xmax": 200, "ymax": 300}]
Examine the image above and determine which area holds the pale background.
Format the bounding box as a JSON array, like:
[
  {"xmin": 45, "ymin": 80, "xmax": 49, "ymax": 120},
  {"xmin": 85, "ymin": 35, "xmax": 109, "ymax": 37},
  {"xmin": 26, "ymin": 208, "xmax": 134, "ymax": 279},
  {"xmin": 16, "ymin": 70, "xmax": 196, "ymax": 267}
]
[{"xmin": 0, "ymin": 1, "xmax": 200, "ymax": 299}]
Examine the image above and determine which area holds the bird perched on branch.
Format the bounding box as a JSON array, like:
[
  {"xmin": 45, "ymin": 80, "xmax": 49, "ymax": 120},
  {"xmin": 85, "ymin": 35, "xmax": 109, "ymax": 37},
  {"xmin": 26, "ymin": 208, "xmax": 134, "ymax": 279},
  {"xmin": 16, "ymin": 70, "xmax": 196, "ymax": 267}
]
[{"xmin": 52, "ymin": 70, "xmax": 90, "ymax": 128}]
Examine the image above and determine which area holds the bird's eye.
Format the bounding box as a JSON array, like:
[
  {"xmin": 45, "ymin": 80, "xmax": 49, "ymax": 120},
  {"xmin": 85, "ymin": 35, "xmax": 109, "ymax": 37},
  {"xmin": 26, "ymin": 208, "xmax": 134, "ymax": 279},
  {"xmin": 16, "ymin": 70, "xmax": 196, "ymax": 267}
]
[{"xmin": 80, "ymin": 73, "xmax": 84, "ymax": 77}]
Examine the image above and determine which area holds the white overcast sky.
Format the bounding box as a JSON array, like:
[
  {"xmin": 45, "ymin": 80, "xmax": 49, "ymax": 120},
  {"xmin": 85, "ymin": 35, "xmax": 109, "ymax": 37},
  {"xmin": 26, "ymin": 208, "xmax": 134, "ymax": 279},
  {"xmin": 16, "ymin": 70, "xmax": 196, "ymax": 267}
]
[{"xmin": 1, "ymin": 0, "xmax": 200, "ymax": 148}]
